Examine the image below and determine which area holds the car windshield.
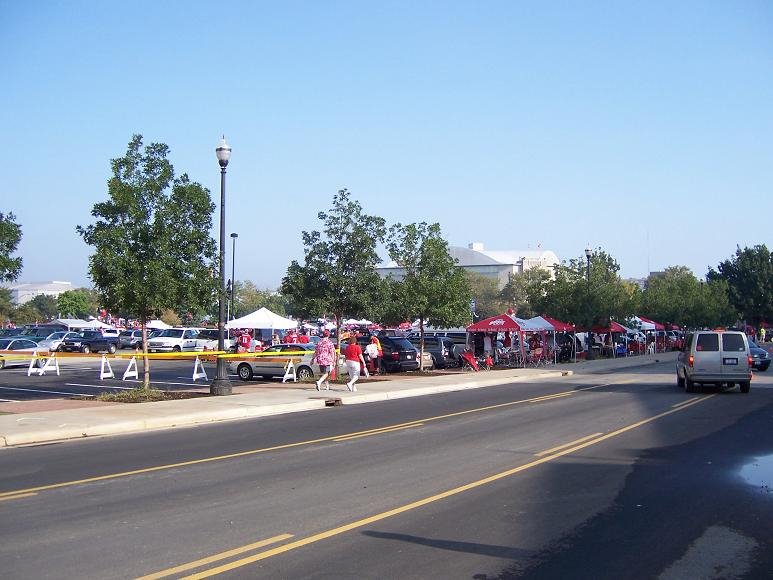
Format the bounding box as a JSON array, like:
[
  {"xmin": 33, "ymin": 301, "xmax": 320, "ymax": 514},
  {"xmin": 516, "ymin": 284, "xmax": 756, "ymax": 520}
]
[{"xmin": 156, "ymin": 329, "xmax": 184, "ymax": 338}]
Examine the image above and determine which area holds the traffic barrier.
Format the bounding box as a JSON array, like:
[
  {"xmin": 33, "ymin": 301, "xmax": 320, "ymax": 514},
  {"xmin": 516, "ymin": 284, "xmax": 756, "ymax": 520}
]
[
  {"xmin": 122, "ymin": 356, "xmax": 138, "ymax": 381},
  {"xmin": 37, "ymin": 353, "xmax": 60, "ymax": 376},
  {"xmin": 100, "ymin": 355, "xmax": 115, "ymax": 379},
  {"xmin": 282, "ymin": 360, "xmax": 297, "ymax": 383},
  {"xmin": 192, "ymin": 356, "xmax": 208, "ymax": 382},
  {"xmin": 26, "ymin": 351, "xmax": 40, "ymax": 376}
]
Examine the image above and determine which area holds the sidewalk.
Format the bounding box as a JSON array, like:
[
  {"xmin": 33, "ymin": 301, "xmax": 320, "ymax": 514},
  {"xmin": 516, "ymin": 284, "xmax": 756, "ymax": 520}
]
[{"xmin": 0, "ymin": 353, "xmax": 673, "ymax": 448}]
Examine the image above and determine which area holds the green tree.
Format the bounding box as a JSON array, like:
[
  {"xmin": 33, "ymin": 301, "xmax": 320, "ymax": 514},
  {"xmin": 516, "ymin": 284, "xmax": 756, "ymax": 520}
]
[
  {"xmin": 538, "ymin": 249, "xmax": 638, "ymax": 328},
  {"xmin": 77, "ymin": 135, "xmax": 218, "ymax": 388},
  {"xmin": 707, "ymin": 245, "xmax": 772, "ymax": 325},
  {"xmin": 465, "ymin": 272, "xmax": 506, "ymax": 320},
  {"xmin": 27, "ymin": 294, "xmax": 58, "ymax": 320},
  {"xmin": 11, "ymin": 302, "xmax": 41, "ymax": 325},
  {"xmin": 234, "ymin": 281, "xmax": 289, "ymax": 317},
  {"xmin": 499, "ymin": 269, "xmax": 551, "ymax": 319},
  {"xmin": 0, "ymin": 287, "xmax": 13, "ymax": 322},
  {"xmin": 281, "ymin": 189, "xmax": 386, "ymax": 341},
  {"xmin": 384, "ymin": 222, "xmax": 470, "ymax": 367},
  {"xmin": 0, "ymin": 212, "xmax": 23, "ymax": 282},
  {"xmin": 57, "ymin": 289, "xmax": 95, "ymax": 318}
]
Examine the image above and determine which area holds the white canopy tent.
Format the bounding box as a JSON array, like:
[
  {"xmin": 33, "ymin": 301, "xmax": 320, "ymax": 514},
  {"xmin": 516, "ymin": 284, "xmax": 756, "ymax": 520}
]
[
  {"xmin": 225, "ymin": 307, "xmax": 297, "ymax": 330},
  {"xmin": 79, "ymin": 319, "xmax": 116, "ymax": 330},
  {"xmin": 146, "ymin": 319, "xmax": 171, "ymax": 329}
]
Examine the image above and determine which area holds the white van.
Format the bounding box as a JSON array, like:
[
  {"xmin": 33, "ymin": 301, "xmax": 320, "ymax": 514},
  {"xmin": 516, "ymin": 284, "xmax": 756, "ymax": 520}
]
[{"xmin": 676, "ymin": 330, "xmax": 752, "ymax": 393}]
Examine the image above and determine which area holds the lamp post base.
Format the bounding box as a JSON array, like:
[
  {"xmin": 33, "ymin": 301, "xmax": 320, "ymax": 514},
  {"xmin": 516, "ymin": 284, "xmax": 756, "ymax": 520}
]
[{"xmin": 210, "ymin": 377, "xmax": 232, "ymax": 396}]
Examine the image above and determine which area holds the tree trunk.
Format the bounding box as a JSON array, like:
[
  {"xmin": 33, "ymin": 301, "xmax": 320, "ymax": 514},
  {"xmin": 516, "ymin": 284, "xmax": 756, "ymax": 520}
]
[
  {"xmin": 140, "ymin": 322, "xmax": 151, "ymax": 390},
  {"xmin": 419, "ymin": 316, "xmax": 426, "ymax": 371}
]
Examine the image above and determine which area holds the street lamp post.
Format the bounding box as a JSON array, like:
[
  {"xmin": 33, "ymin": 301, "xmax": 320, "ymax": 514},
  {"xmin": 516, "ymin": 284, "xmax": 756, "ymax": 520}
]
[
  {"xmin": 211, "ymin": 136, "xmax": 233, "ymax": 396},
  {"xmin": 585, "ymin": 247, "xmax": 595, "ymax": 360},
  {"xmin": 230, "ymin": 232, "xmax": 238, "ymax": 320}
]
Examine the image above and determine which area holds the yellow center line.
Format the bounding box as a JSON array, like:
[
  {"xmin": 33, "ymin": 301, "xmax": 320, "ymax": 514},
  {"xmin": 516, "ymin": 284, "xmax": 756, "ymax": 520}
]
[
  {"xmin": 173, "ymin": 394, "xmax": 715, "ymax": 579},
  {"xmin": 136, "ymin": 533, "xmax": 292, "ymax": 580},
  {"xmin": 333, "ymin": 423, "xmax": 424, "ymax": 442},
  {"xmin": 0, "ymin": 492, "xmax": 37, "ymax": 502},
  {"xmin": 526, "ymin": 392, "xmax": 573, "ymax": 403},
  {"xmin": 672, "ymin": 397, "xmax": 701, "ymax": 408},
  {"xmin": 535, "ymin": 433, "xmax": 604, "ymax": 457}
]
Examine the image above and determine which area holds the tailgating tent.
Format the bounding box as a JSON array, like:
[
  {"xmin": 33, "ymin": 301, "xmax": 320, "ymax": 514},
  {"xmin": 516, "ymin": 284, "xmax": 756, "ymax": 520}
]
[
  {"xmin": 539, "ymin": 315, "xmax": 577, "ymax": 362},
  {"xmin": 79, "ymin": 319, "xmax": 115, "ymax": 330},
  {"xmin": 225, "ymin": 307, "xmax": 297, "ymax": 330},
  {"xmin": 467, "ymin": 313, "xmax": 524, "ymax": 333},
  {"xmin": 146, "ymin": 319, "xmax": 171, "ymax": 329}
]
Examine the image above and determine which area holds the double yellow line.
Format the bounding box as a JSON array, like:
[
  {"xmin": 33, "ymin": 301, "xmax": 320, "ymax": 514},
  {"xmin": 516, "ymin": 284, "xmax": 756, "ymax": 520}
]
[{"xmin": 140, "ymin": 395, "xmax": 714, "ymax": 579}]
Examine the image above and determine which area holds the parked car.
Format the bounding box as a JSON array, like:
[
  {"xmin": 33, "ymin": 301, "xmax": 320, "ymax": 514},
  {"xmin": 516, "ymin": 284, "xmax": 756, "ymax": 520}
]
[
  {"xmin": 229, "ymin": 343, "xmax": 316, "ymax": 381},
  {"xmin": 748, "ymin": 338, "xmax": 770, "ymax": 371},
  {"xmin": 147, "ymin": 328, "xmax": 205, "ymax": 353},
  {"xmin": 0, "ymin": 337, "xmax": 41, "ymax": 369},
  {"xmin": 408, "ymin": 336, "xmax": 459, "ymax": 369},
  {"xmin": 36, "ymin": 331, "xmax": 81, "ymax": 352},
  {"xmin": 676, "ymin": 330, "xmax": 752, "ymax": 393},
  {"xmin": 60, "ymin": 331, "xmax": 119, "ymax": 354},
  {"xmin": 118, "ymin": 330, "xmax": 144, "ymax": 349},
  {"xmin": 374, "ymin": 336, "xmax": 420, "ymax": 373},
  {"xmin": 197, "ymin": 329, "xmax": 235, "ymax": 351}
]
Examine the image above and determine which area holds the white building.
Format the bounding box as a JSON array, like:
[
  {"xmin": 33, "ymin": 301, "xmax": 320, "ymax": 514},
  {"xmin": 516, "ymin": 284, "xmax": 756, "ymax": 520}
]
[
  {"xmin": 378, "ymin": 242, "xmax": 559, "ymax": 289},
  {"xmin": 6, "ymin": 281, "xmax": 74, "ymax": 305}
]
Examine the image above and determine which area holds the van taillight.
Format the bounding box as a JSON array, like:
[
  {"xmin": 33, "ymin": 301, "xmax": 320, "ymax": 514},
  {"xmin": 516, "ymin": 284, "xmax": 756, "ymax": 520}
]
[
  {"xmin": 688, "ymin": 355, "xmax": 694, "ymax": 367},
  {"xmin": 748, "ymin": 356, "xmax": 753, "ymax": 367}
]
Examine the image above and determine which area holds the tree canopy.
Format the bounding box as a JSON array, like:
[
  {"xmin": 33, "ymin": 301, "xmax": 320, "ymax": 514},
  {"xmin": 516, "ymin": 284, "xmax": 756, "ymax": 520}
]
[
  {"xmin": 57, "ymin": 289, "xmax": 97, "ymax": 319},
  {"xmin": 0, "ymin": 212, "xmax": 23, "ymax": 282},
  {"xmin": 281, "ymin": 189, "xmax": 386, "ymax": 339},
  {"xmin": 383, "ymin": 222, "xmax": 470, "ymax": 364},
  {"xmin": 708, "ymin": 245, "xmax": 772, "ymax": 325},
  {"xmin": 77, "ymin": 134, "xmax": 218, "ymax": 387}
]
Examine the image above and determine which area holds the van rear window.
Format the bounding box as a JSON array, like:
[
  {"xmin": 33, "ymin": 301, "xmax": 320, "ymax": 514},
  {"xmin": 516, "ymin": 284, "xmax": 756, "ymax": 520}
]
[
  {"xmin": 696, "ymin": 334, "xmax": 719, "ymax": 352},
  {"xmin": 722, "ymin": 334, "xmax": 746, "ymax": 352}
]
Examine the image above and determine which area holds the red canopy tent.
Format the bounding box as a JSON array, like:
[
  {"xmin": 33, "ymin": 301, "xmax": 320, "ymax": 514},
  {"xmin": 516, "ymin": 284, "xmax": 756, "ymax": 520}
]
[
  {"xmin": 467, "ymin": 314, "xmax": 524, "ymax": 332},
  {"xmin": 592, "ymin": 320, "xmax": 630, "ymax": 334},
  {"xmin": 638, "ymin": 315, "xmax": 665, "ymax": 331},
  {"xmin": 541, "ymin": 315, "xmax": 575, "ymax": 332}
]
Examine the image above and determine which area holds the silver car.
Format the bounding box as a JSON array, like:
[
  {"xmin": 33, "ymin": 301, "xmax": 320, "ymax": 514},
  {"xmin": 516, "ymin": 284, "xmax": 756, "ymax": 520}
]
[
  {"xmin": 36, "ymin": 331, "xmax": 81, "ymax": 352},
  {"xmin": 229, "ymin": 343, "xmax": 317, "ymax": 381},
  {"xmin": 0, "ymin": 338, "xmax": 41, "ymax": 369}
]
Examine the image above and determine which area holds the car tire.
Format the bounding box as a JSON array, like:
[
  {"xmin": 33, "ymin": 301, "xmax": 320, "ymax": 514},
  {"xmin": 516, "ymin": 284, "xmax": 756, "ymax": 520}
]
[
  {"xmin": 685, "ymin": 375, "xmax": 695, "ymax": 393},
  {"xmin": 297, "ymin": 366, "xmax": 313, "ymax": 380},
  {"xmin": 740, "ymin": 380, "xmax": 750, "ymax": 394},
  {"xmin": 677, "ymin": 374, "xmax": 685, "ymax": 389},
  {"xmin": 0, "ymin": 358, "xmax": 5, "ymax": 370},
  {"xmin": 82, "ymin": 345, "xmax": 91, "ymax": 354},
  {"xmin": 173, "ymin": 346, "xmax": 181, "ymax": 353},
  {"xmin": 108, "ymin": 344, "xmax": 117, "ymax": 354},
  {"xmin": 237, "ymin": 363, "xmax": 254, "ymax": 381}
]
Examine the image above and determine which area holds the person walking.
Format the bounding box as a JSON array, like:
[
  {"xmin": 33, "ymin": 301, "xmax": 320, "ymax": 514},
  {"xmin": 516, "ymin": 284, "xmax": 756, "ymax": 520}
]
[
  {"xmin": 313, "ymin": 330, "xmax": 336, "ymax": 391},
  {"xmin": 344, "ymin": 335, "xmax": 368, "ymax": 392},
  {"xmin": 760, "ymin": 327, "xmax": 767, "ymax": 343}
]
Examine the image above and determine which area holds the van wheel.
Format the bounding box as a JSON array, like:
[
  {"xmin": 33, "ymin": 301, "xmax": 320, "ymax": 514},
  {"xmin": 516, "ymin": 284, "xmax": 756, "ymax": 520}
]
[
  {"xmin": 677, "ymin": 374, "xmax": 685, "ymax": 388},
  {"xmin": 108, "ymin": 344, "xmax": 117, "ymax": 354},
  {"xmin": 82, "ymin": 345, "xmax": 91, "ymax": 354},
  {"xmin": 740, "ymin": 381, "xmax": 750, "ymax": 394},
  {"xmin": 685, "ymin": 376, "xmax": 696, "ymax": 393},
  {"xmin": 237, "ymin": 363, "xmax": 254, "ymax": 381},
  {"xmin": 173, "ymin": 346, "xmax": 181, "ymax": 353}
]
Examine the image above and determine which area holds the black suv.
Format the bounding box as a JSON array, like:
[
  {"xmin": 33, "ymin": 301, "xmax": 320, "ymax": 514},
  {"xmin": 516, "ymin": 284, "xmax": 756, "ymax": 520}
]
[
  {"xmin": 357, "ymin": 335, "xmax": 420, "ymax": 373},
  {"xmin": 408, "ymin": 336, "xmax": 459, "ymax": 369}
]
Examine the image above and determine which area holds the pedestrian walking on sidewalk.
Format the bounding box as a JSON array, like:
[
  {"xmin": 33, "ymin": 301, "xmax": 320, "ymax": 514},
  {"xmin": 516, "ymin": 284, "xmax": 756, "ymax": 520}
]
[
  {"xmin": 344, "ymin": 335, "xmax": 368, "ymax": 391},
  {"xmin": 313, "ymin": 330, "xmax": 336, "ymax": 391}
]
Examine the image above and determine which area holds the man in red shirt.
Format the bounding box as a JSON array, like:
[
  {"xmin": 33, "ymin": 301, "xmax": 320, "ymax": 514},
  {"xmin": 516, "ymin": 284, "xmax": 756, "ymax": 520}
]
[{"xmin": 298, "ymin": 330, "xmax": 310, "ymax": 344}]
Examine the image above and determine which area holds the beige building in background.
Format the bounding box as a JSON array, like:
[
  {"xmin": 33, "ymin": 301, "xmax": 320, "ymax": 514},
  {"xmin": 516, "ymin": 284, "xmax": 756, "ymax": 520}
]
[
  {"xmin": 6, "ymin": 281, "xmax": 74, "ymax": 305},
  {"xmin": 378, "ymin": 242, "xmax": 559, "ymax": 289}
]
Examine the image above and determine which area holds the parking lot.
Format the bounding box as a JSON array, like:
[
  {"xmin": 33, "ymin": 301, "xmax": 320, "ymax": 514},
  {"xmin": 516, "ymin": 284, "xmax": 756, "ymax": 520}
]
[{"xmin": 0, "ymin": 355, "xmax": 294, "ymax": 409}]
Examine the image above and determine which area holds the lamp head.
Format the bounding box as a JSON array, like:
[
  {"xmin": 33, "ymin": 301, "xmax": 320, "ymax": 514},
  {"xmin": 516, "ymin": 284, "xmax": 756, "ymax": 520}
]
[
  {"xmin": 584, "ymin": 247, "xmax": 592, "ymax": 259},
  {"xmin": 216, "ymin": 136, "xmax": 231, "ymax": 168}
]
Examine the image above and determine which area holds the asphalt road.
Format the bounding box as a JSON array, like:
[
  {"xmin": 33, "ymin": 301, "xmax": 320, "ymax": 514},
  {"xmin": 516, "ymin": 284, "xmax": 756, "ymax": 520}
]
[{"xmin": 1, "ymin": 362, "xmax": 772, "ymax": 579}]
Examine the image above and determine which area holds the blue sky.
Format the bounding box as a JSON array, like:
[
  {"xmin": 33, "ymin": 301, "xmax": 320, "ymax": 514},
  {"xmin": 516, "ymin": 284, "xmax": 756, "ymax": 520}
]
[{"xmin": 2, "ymin": 1, "xmax": 771, "ymax": 289}]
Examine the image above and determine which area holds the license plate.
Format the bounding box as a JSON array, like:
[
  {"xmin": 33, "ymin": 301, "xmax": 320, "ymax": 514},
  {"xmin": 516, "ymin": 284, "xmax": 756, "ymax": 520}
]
[{"xmin": 723, "ymin": 358, "xmax": 738, "ymax": 365}]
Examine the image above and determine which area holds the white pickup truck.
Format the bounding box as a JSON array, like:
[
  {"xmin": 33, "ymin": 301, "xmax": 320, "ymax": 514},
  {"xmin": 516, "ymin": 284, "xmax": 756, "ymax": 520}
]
[{"xmin": 146, "ymin": 328, "xmax": 207, "ymax": 353}]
